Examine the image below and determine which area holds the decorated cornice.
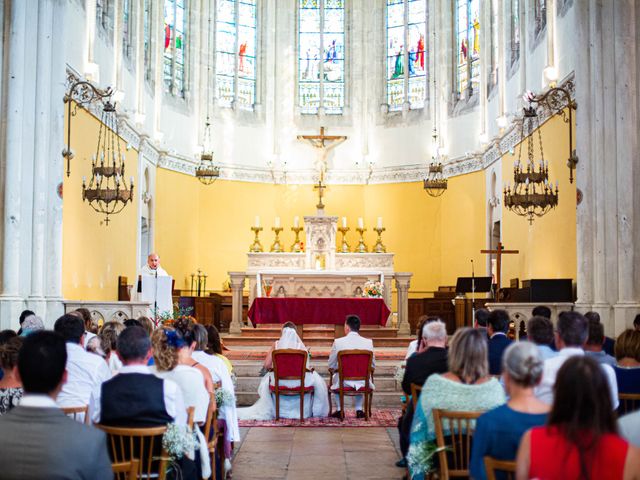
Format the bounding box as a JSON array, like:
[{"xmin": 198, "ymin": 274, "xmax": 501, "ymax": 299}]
[{"xmin": 64, "ymin": 67, "xmax": 575, "ymax": 186}]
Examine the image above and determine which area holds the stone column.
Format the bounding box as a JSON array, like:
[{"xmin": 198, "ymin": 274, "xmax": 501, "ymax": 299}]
[
  {"xmin": 394, "ymin": 272, "xmax": 412, "ymax": 335},
  {"xmin": 228, "ymin": 271, "xmax": 246, "ymax": 334}
]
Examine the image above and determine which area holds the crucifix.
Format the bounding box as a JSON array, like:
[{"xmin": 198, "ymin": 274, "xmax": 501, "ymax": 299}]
[
  {"xmin": 314, "ymin": 178, "xmax": 326, "ymax": 211},
  {"xmin": 481, "ymin": 242, "xmax": 519, "ymax": 301},
  {"xmin": 297, "ymin": 127, "xmax": 347, "ymax": 211}
]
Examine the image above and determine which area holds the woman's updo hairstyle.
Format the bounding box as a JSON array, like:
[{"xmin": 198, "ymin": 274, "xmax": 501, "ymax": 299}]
[
  {"xmin": 151, "ymin": 327, "xmax": 184, "ymax": 371},
  {"xmin": 0, "ymin": 336, "xmax": 23, "ymax": 370},
  {"xmin": 173, "ymin": 317, "xmax": 197, "ymax": 347},
  {"xmin": 502, "ymin": 341, "xmax": 544, "ymax": 387}
]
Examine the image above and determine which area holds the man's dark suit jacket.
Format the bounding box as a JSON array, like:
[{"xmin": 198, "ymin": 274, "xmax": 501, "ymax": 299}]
[
  {"xmin": 0, "ymin": 406, "xmax": 112, "ymax": 480},
  {"xmin": 488, "ymin": 333, "xmax": 512, "ymax": 375},
  {"xmin": 402, "ymin": 346, "xmax": 448, "ymax": 395}
]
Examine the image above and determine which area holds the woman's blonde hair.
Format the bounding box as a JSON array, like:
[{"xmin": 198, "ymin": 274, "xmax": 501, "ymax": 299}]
[
  {"xmin": 151, "ymin": 327, "xmax": 179, "ymax": 371},
  {"xmin": 448, "ymin": 327, "xmax": 488, "ymax": 383},
  {"xmin": 99, "ymin": 321, "xmax": 125, "ymax": 355}
]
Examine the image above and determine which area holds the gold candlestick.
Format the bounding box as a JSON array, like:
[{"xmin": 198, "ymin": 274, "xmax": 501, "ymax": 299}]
[
  {"xmin": 291, "ymin": 227, "xmax": 303, "ymax": 252},
  {"xmin": 271, "ymin": 227, "xmax": 284, "ymax": 252},
  {"xmin": 373, "ymin": 227, "xmax": 386, "ymax": 253},
  {"xmin": 356, "ymin": 227, "xmax": 368, "ymax": 253},
  {"xmin": 250, "ymin": 226, "xmax": 263, "ymax": 252},
  {"xmin": 338, "ymin": 226, "xmax": 350, "ymax": 253}
]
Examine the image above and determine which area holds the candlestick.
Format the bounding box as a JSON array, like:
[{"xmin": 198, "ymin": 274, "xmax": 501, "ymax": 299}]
[
  {"xmin": 254, "ymin": 216, "xmax": 260, "ymax": 228},
  {"xmin": 373, "ymin": 227, "xmax": 386, "ymax": 253},
  {"xmin": 358, "ymin": 217, "xmax": 364, "ymax": 229},
  {"xmin": 338, "ymin": 226, "xmax": 350, "ymax": 253},
  {"xmin": 270, "ymin": 227, "xmax": 284, "ymax": 252},
  {"xmin": 356, "ymin": 227, "xmax": 368, "ymax": 253},
  {"xmin": 377, "ymin": 217, "xmax": 383, "ymax": 229},
  {"xmin": 294, "ymin": 216, "xmax": 300, "ymax": 228},
  {"xmin": 250, "ymin": 226, "xmax": 264, "ymax": 252},
  {"xmin": 274, "ymin": 216, "xmax": 281, "ymax": 228},
  {"xmin": 291, "ymin": 226, "xmax": 304, "ymax": 252},
  {"xmin": 342, "ymin": 216, "xmax": 347, "ymax": 228}
]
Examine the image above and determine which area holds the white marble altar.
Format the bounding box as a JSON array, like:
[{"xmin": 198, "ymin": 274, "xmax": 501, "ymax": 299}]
[{"xmin": 64, "ymin": 300, "xmax": 152, "ymax": 325}]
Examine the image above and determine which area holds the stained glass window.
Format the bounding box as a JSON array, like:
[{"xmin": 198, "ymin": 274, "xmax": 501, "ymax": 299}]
[
  {"xmin": 455, "ymin": 0, "xmax": 480, "ymax": 97},
  {"xmin": 510, "ymin": 0, "xmax": 520, "ymax": 66},
  {"xmin": 535, "ymin": 0, "xmax": 546, "ymax": 36},
  {"xmin": 143, "ymin": 0, "xmax": 152, "ymax": 81},
  {"xmin": 298, "ymin": 0, "xmax": 345, "ymax": 115},
  {"xmin": 97, "ymin": 0, "xmax": 111, "ymax": 31},
  {"xmin": 215, "ymin": 0, "xmax": 257, "ymax": 109},
  {"xmin": 386, "ymin": 0, "xmax": 427, "ymax": 112},
  {"xmin": 489, "ymin": 0, "xmax": 498, "ymax": 87},
  {"xmin": 122, "ymin": 0, "xmax": 133, "ymax": 60},
  {"xmin": 164, "ymin": 0, "xmax": 187, "ymax": 96}
]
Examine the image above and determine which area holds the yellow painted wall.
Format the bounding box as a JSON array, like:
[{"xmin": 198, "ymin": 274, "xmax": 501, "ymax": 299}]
[
  {"xmin": 62, "ymin": 106, "xmax": 139, "ymax": 300},
  {"xmin": 154, "ymin": 170, "xmax": 485, "ymax": 298},
  {"xmin": 501, "ymin": 110, "xmax": 577, "ymax": 287}
]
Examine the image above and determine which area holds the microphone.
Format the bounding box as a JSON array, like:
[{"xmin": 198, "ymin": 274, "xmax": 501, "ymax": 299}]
[{"xmin": 471, "ymin": 259, "xmax": 475, "ymax": 277}]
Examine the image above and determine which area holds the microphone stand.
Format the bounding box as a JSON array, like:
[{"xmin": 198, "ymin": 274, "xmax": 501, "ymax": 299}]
[
  {"xmin": 154, "ymin": 269, "xmax": 158, "ymax": 322},
  {"xmin": 471, "ymin": 259, "xmax": 476, "ymax": 327}
]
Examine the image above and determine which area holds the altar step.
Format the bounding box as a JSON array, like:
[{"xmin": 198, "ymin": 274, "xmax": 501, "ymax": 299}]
[
  {"xmin": 239, "ymin": 324, "xmax": 400, "ymax": 339},
  {"xmin": 233, "ymin": 360, "xmax": 405, "ymax": 408},
  {"xmin": 224, "ymin": 336, "xmax": 411, "ymax": 347}
]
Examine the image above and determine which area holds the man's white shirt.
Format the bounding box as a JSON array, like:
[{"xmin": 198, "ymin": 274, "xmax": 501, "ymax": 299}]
[
  {"xmin": 139, "ymin": 265, "xmax": 169, "ymax": 277},
  {"xmin": 534, "ymin": 347, "xmax": 619, "ymax": 409},
  {"xmin": 57, "ymin": 343, "xmax": 112, "ymax": 408},
  {"xmin": 89, "ymin": 365, "xmax": 187, "ymax": 425},
  {"xmin": 328, "ymin": 331, "xmax": 375, "ymax": 390}
]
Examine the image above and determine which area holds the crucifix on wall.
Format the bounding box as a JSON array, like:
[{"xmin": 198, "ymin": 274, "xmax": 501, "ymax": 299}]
[
  {"xmin": 297, "ymin": 126, "xmax": 347, "ymax": 181},
  {"xmin": 481, "ymin": 242, "xmax": 519, "ymax": 301}
]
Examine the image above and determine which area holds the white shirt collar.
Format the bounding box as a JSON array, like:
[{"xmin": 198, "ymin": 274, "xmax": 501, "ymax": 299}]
[
  {"xmin": 66, "ymin": 342, "xmax": 85, "ymax": 351},
  {"xmin": 20, "ymin": 394, "xmax": 59, "ymax": 408},
  {"xmin": 558, "ymin": 347, "xmax": 584, "ymax": 357},
  {"xmin": 118, "ymin": 364, "xmax": 152, "ymax": 374},
  {"xmin": 490, "ymin": 332, "xmax": 507, "ymax": 339}
]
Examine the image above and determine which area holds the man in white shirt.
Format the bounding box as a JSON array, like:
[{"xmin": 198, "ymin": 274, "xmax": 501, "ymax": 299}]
[
  {"xmin": 535, "ymin": 311, "xmax": 619, "ymax": 409},
  {"xmin": 328, "ymin": 315, "xmax": 375, "ymax": 419},
  {"xmin": 54, "ymin": 314, "xmax": 112, "ymax": 411}
]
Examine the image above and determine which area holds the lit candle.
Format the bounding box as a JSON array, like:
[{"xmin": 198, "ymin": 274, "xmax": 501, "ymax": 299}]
[
  {"xmin": 254, "ymin": 216, "xmax": 260, "ymax": 228},
  {"xmin": 275, "ymin": 217, "xmax": 281, "ymax": 228},
  {"xmin": 358, "ymin": 217, "xmax": 364, "ymax": 229},
  {"xmin": 342, "ymin": 217, "xmax": 347, "ymax": 228},
  {"xmin": 294, "ymin": 216, "xmax": 299, "ymax": 228},
  {"xmin": 377, "ymin": 217, "xmax": 383, "ymax": 229}
]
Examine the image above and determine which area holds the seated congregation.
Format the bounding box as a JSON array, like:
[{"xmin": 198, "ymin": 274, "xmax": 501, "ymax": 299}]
[
  {"xmin": 397, "ymin": 309, "xmax": 640, "ymax": 480},
  {"xmin": 0, "ymin": 307, "xmax": 639, "ymax": 479}
]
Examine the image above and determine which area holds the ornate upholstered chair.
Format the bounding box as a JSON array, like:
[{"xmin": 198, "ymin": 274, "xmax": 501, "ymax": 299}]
[
  {"xmin": 270, "ymin": 348, "xmax": 314, "ymax": 421},
  {"xmin": 328, "ymin": 349, "xmax": 374, "ymax": 420}
]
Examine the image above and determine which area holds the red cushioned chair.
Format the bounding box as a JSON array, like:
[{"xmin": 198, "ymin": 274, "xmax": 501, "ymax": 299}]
[
  {"xmin": 329, "ymin": 349, "xmax": 375, "ymax": 420},
  {"xmin": 269, "ymin": 349, "xmax": 314, "ymax": 422}
]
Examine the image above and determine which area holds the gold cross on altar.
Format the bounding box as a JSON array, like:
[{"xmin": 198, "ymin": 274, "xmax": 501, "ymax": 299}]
[
  {"xmin": 480, "ymin": 242, "xmax": 519, "ymax": 301},
  {"xmin": 314, "ymin": 178, "xmax": 327, "ymax": 210}
]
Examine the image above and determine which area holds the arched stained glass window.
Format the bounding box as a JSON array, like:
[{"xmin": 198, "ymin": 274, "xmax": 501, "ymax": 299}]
[
  {"xmin": 215, "ymin": 0, "xmax": 257, "ymax": 109},
  {"xmin": 455, "ymin": 0, "xmax": 480, "ymax": 97},
  {"xmin": 534, "ymin": 0, "xmax": 547, "ymax": 36},
  {"xmin": 164, "ymin": 0, "xmax": 187, "ymax": 96},
  {"xmin": 386, "ymin": 0, "xmax": 427, "ymax": 112},
  {"xmin": 298, "ymin": 0, "xmax": 345, "ymax": 115},
  {"xmin": 143, "ymin": 0, "xmax": 153, "ymax": 81},
  {"xmin": 510, "ymin": 0, "xmax": 520, "ymax": 67},
  {"xmin": 122, "ymin": 0, "xmax": 133, "ymax": 60}
]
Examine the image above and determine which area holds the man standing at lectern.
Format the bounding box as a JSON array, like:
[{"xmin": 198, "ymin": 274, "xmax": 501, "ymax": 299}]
[{"xmin": 140, "ymin": 253, "xmax": 169, "ymax": 277}]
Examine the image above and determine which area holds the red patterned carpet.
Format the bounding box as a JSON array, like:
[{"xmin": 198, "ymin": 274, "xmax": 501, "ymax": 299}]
[{"xmin": 238, "ymin": 408, "xmax": 402, "ymax": 428}]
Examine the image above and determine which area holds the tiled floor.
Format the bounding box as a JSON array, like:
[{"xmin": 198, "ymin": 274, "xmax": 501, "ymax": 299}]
[{"xmin": 231, "ymin": 427, "xmax": 405, "ymax": 480}]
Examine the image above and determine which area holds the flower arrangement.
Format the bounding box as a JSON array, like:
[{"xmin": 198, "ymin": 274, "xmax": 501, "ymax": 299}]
[
  {"xmin": 215, "ymin": 388, "xmax": 235, "ymax": 408},
  {"xmin": 155, "ymin": 303, "xmax": 196, "ymax": 327},
  {"xmin": 162, "ymin": 423, "xmax": 196, "ymax": 461},
  {"xmin": 363, "ymin": 280, "xmax": 384, "ymax": 298}
]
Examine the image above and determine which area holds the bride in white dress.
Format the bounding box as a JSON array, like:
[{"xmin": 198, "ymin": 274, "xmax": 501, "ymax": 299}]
[{"xmin": 237, "ymin": 323, "xmax": 330, "ymax": 420}]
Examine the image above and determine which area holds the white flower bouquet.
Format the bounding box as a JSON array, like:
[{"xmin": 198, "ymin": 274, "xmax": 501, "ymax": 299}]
[{"xmin": 363, "ymin": 280, "xmax": 384, "ymax": 298}]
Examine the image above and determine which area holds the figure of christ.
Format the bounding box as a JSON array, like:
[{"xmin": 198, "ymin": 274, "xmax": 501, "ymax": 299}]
[
  {"xmin": 238, "ymin": 41, "xmax": 248, "ymax": 72},
  {"xmin": 417, "ymin": 34, "xmax": 425, "ymax": 71}
]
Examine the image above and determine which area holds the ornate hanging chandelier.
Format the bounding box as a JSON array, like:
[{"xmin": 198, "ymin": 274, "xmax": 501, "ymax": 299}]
[
  {"xmin": 503, "ymin": 105, "xmax": 558, "ymax": 224},
  {"xmin": 195, "ymin": 12, "xmax": 219, "ymax": 185},
  {"xmin": 82, "ymin": 99, "xmax": 134, "ymax": 225},
  {"xmin": 423, "ymin": 129, "xmax": 448, "ymax": 197}
]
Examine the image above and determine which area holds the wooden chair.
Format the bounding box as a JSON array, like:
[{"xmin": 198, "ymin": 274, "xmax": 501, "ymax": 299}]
[
  {"xmin": 328, "ymin": 349, "xmax": 374, "ymax": 420},
  {"xmin": 432, "ymin": 409, "xmax": 483, "ymax": 479},
  {"xmin": 410, "ymin": 383, "xmax": 423, "ymax": 410},
  {"xmin": 61, "ymin": 405, "xmax": 90, "ymax": 424},
  {"xmin": 203, "ymin": 391, "xmax": 222, "ymax": 474},
  {"xmin": 270, "ymin": 349, "xmax": 314, "ymax": 421},
  {"xmin": 484, "ymin": 456, "xmax": 516, "ymax": 480},
  {"xmin": 618, "ymin": 393, "xmax": 640, "ymax": 415},
  {"xmin": 95, "ymin": 425, "xmax": 169, "ymax": 480},
  {"xmin": 112, "ymin": 459, "xmax": 139, "ymax": 480},
  {"xmin": 186, "ymin": 406, "xmax": 195, "ymax": 429}
]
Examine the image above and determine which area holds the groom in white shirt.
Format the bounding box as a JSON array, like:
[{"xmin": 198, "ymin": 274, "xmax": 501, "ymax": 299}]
[{"xmin": 328, "ymin": 315, "xmax": 375, "ymax": 419}]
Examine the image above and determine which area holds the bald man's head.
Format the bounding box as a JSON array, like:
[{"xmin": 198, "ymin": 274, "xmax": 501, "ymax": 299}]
[{"xmin": 147, "ymin": 253, "xmax": 160, "ymax": 270}]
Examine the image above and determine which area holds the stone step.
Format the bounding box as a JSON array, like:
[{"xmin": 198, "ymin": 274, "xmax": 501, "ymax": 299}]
[
  {"xmin": 241, "ymin": 325, "xmax": 399, "ymax": 339},
  {"xmin": 236, "ymin": 390, "xmax": 403, "ymax": 408},
  {"xmin": 224, "ymin": 336, "xmax": 412, "ymax": 347},
  {"xmin": 235, "ymin": 375, "xmax": 400, "ymax": 392},
  {"xmin": 225, "ymin": 348, "xmax": 408, "ymax": 362}
]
